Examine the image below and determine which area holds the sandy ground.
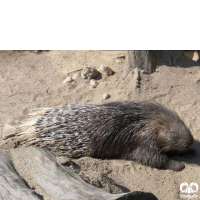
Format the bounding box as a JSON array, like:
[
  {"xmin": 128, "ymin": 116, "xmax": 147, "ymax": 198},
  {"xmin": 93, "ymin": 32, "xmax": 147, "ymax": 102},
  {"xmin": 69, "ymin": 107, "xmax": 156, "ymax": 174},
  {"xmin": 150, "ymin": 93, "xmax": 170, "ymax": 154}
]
[{"xmin": 0, "ymin": 50, "xmax": 200, "ymax": 200}]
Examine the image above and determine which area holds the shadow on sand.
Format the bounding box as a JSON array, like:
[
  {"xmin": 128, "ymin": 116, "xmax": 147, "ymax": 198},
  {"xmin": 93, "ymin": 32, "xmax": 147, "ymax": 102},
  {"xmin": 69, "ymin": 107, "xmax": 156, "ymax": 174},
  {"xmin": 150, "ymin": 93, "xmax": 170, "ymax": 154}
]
[{"xmin": 170, "ymin": 140, "xmax": 200, "ymax": 167}]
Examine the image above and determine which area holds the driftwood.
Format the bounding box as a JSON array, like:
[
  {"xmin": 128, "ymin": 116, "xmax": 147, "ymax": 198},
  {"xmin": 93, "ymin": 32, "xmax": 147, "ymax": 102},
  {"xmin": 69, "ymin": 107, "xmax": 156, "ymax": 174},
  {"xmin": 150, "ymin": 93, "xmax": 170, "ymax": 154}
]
[
  {"xmin": 0, "ymin": 151, "xmax": 40, "ymax": 200},
  {"xmin": 122, "ymin": 50, "xmax": 200, "ymax": 79},
  {"xmin": 0, "ymin": 147, "xmax": 157, "ymax": 200}
]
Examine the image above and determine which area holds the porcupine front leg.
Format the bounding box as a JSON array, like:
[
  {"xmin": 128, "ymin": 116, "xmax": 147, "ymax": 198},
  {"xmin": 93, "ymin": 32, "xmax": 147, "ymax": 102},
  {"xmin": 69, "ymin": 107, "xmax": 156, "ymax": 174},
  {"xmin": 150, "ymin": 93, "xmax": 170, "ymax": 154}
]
[
  {"xmin": 132, "ymin": 147, "xmax": 185, "ymax": 171},
  {"xmin": 165, "ymin": 159, "xmax": 185, "ymax": 171}
]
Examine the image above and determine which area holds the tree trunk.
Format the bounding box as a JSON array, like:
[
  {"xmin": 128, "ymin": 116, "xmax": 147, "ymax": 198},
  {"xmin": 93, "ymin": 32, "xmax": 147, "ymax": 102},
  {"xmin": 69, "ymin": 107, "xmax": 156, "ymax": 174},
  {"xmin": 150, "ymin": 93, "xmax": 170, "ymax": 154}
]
[{"xmin": 122, "ymin": 50, "xmax": 200, "ymax": 79}]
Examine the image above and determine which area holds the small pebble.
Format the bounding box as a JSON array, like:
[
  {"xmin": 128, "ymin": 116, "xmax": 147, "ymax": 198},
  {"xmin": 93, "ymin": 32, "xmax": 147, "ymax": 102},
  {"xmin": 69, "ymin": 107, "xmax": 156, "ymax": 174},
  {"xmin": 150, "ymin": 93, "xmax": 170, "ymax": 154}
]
[
  {"xmin": 63, "ymin": 76, "xmax": 73, "ymax": 83},
  {"xmin": 72, "ymin": 72, "xmax": 80, "ymax": 80},
  {"xmin": 115, "ymin": 59, "xmax": 122, "ymax": 64},
  {"xmin": 99, "ymin": 65, "xmax": 113, "ymax": 76},
  {"xmin": 116, "ymin": 54, "xmax": 125, "ymax": 59},
  {"xmin": 103, "ymin": 93, "xmax": 110, "ymax": 100},
  {"xmin": 90, "ymin": 79, "xmax": 99, "ymax": 88}
]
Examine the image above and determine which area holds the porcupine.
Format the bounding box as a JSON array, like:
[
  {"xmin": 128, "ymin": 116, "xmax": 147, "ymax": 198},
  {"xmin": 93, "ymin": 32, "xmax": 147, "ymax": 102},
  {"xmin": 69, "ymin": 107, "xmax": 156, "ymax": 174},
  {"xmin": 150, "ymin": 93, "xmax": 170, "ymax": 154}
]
[{"xmin": 10, "ymin": 101, "xmax": 194, "ymax": 171}]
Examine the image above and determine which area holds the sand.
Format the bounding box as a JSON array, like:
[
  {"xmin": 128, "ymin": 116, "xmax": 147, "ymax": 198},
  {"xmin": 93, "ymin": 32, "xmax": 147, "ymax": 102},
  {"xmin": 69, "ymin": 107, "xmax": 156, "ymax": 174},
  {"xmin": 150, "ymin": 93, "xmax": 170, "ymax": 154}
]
[{"xmin": 0, "ymin": 50, "xmax": 200, "ymax": 200}]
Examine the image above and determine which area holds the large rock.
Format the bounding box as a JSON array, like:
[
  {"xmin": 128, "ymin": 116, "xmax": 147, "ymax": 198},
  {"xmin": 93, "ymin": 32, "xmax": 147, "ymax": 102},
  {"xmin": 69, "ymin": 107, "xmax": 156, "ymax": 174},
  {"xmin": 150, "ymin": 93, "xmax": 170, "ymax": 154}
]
[{"xmin": 0, "ymin": 151, "xmax": 39, "ymax": 200}]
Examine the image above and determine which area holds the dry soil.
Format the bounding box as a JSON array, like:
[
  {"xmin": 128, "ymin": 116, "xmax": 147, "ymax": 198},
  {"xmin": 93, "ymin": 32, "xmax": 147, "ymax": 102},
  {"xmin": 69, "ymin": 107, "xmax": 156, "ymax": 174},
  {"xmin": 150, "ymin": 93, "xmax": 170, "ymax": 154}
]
[{"xmin": 0, "ymin": 50, "xmax": 200, "ymax": 200}]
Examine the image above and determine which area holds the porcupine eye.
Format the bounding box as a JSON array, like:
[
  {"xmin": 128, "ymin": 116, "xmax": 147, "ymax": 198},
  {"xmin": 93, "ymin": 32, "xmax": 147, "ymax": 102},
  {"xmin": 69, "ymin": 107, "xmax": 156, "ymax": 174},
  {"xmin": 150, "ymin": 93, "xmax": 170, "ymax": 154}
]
[
  {"xmin": 182, "ymin": 141, "xmax": 192, "ymax": 149},
  {"xmin": 182, "ymin": 142, "xmax": 187, "ymax": 147}
]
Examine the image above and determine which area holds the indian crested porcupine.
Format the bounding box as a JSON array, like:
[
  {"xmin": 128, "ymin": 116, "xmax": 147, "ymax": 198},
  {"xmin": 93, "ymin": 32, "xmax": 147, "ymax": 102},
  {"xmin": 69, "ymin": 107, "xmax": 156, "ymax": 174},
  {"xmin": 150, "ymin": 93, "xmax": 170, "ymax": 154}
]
[{"xmin": 9, "ymin": 101, "xmax": 194, "ymax": 171}]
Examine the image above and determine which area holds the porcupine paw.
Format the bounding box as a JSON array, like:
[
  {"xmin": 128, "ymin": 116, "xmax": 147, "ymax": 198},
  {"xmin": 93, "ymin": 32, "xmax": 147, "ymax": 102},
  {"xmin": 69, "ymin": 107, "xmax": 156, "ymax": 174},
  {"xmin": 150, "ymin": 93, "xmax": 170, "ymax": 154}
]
[{"xmin": 167, "ymin": 160, "xmax": 185, "ymax": 171}]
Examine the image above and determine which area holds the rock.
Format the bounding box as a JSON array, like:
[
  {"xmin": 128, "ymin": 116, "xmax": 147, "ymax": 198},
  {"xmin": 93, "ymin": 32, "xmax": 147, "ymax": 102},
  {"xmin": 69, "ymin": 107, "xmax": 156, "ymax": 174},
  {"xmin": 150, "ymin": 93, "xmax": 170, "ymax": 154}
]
[
  {"xmin": 63, "ymin": 76, "xmax": 73, "ymax": 83},
  {"xmin": 116, "ymin": 54, "xmax": 125, "ymax": 59},
  {"xmin": 115, "ymin": 59, "xmax": 123, "ymax": 64},
  {"xmin": 115, "ymin": 54, "xmax": 125, "ymax": 64},
  {"xmin": 81, "ymin": 66, "xmax": 99, "ymax": 79},
  {"xmin": 72, "ymin": 72, "xmax": 80, "ymax": 80},
  {"xmin": 0, "ymin": 150, "xmax": 39, "ymax": 200},
  {"xmin": 2, "ymin": 123, "xmax": 18, "ymax": 140},
  {"xmin": 90, "ymin": 79, "xmax": 99, "ymax": 88},
  {"xmin": 99, "ymin": 65, "xmax": 114, "ymax": 76},
  {"xmin": 9, "ymin": 147, "xmax": 129, "ymax": 200},
  {"xmin": 103, "ymin": 93, "xmax": 110, "ymax": 100}
]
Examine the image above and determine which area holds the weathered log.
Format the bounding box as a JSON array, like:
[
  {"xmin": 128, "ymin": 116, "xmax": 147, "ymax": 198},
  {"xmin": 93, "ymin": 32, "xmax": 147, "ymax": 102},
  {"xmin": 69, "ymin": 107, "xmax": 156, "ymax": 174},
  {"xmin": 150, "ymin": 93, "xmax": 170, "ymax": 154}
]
[
  {"xmin": 8, "ymin": 147, "xmax": 157, "ymax": 200},
  {"xmin": 0, "ymin": 151, "xmax": 40, "ymax": 200}
]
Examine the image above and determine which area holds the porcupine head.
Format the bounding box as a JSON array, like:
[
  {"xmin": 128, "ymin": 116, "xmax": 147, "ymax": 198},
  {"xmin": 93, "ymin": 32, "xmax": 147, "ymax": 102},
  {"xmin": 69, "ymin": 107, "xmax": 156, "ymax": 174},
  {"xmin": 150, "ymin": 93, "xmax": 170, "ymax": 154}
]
[{"xmin": 155, "ymin": 112, "xmax": 194, "ymax": 154}]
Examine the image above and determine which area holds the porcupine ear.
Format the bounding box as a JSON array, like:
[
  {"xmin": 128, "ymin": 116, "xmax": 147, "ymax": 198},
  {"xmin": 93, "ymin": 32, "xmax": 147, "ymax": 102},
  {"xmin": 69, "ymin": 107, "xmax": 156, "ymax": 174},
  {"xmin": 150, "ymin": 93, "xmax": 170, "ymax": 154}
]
[{"xmin": 87, "ymin": 114, "xmax": 137, "ymax": 159}]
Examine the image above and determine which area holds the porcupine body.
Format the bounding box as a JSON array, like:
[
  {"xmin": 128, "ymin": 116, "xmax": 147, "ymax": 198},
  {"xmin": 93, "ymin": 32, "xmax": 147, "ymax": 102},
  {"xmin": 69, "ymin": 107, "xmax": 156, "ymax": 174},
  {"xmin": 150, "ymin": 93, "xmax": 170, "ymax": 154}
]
[{"xmin": 12, "ymin": 101, "xmax": 194, "ymax": 171}]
